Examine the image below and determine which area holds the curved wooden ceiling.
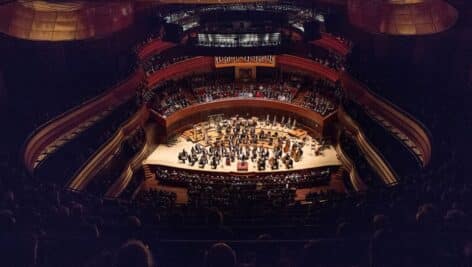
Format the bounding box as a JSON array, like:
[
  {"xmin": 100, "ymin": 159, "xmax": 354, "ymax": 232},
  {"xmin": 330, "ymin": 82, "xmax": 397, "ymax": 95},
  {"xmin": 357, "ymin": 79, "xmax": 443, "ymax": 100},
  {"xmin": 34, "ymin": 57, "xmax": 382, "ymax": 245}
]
[
  {"xmin": 0, "ymin": 1, "xmax": 134, "ymax": 41},
  {"xmin": 347, "ymin": 0, "xmax": 458, "ymax": 35}
]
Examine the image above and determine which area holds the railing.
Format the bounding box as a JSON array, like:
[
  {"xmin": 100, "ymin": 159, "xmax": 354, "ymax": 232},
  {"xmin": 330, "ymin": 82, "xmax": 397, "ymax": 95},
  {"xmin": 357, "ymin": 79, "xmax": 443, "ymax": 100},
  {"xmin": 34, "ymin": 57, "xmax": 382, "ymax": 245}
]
[
  {"xmin": 277, "ymin": 54, "xmax": 340, "ymax": 82},
  {"xmin": 146, "ymin": 56, "xmax": 215, "ymax": 87},
  {"xmin": 340, "ymin": 72, "xmax": 432, "ymax": 167},
  {"xmin": 145, "ymin": 54, "xmax": 341, "ymax": 90},
  {"xmin": 22, "ymin": 71, "xmax": 144, "ymax": 173},
  {"xmin": 334, "ymin": 136, "xmax": 367, "ymax": 192},
  {"xmin": 32, "ymin": 100, "xmax": 136, "ymax": 186},
  {"xmin": 344, "ymin": 100, "xmax": 421, "ymax": 176},
  {"xmin": 105, "ymin": 138, "xmax": 151, "ymax": 198},
  {"xmin": 310, "ymin": 33, "xmax": 352, "ymax": 57},
  {"xmin": 337, "ymin": 107, "xmax": 398, "ymax": 185},
  {"xmin": 137, "ymin": 39, "xmax": 177, "ymax": 61},
  {"xmin": 66, "ymin": 107, "xmax": 150, "ymax": 191},
  {"xmin": 84, "ymin": 127, "xmax": 146, "ymax": 196}
]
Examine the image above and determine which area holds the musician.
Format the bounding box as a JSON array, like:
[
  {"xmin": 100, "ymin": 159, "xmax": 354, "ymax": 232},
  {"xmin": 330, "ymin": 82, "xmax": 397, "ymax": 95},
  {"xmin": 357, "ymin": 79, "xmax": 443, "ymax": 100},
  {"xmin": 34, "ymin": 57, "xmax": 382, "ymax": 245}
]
[
  {"xmin": 178, "ymin": 149, "xmax": 188, "ymax": 163},
  {"xmin": 294, "ymin": 146, "xmax": 303, "ymax": 162},
  {"xmin": 257, "ymin": 158, "xmax": 266, "ymax": 171},
  {"xmin": 281, "ymin": 154, "xmax": 293, "ymax": 169},
  {"xmin": 188, "ymin": 154, "xmax": 196, "ymax": 166},
  {"xmin": 263, "ymin": 148, "xmax": 270, "ymax": 159},
  {"xmin": 271, "ymin": 158, "xmax": 279, "ymax": 170},
  {"xmin": 286, "ymin": 158, "xmax": 293, "ymax": 169},
  {"xmin": 259, "ymin": 130, "xmax": 265, "ymax": 139},
  {"xmin": 282, "ymin": 153, "xmax": 290, "ymax": 164},
  {"xmin": 252, "ymin": 135, "xmax": 258, "ymax": 144},
  {"xmin": 195, "ymin": 143, "xmax": 202, "ymax": 154},
  {"xmin": 199, "ymin": 155, "xmax": 207, "ymax": 168},
  {"xmin": 257, "ymin": 146, "xmax": 263, "ymax": 157},
  {"xmin": 244, "ymin": 146, "xmax": 250, "ymax": 159},
  {"xmin": 251, "ymin": 147, "xmax": 258, "ymax": 162},
  {"xmin": 178, "ymin": 152, "xmax": 186, "ymax": 163},
  {"xmin": 210, "ymin": 157, "xmax": 218, "ymax": 169}
]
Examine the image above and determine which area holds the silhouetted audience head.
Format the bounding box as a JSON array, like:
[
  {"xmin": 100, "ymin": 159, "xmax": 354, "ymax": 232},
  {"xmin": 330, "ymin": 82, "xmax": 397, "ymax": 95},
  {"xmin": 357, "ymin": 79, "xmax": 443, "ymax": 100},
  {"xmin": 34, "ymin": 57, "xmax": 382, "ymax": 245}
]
[
  {"xmin": 369, "ymin": 229, "xmax": 402, "ymax": 267},
  {"xmin": 373, "ymin": 214, "xmax": 389, "ymax": 232},
  {"xmin": 444, "ymin": 209, "xmax": 467, "ymax": 232},
  {"xmin": 206, "ymin": 243, "xmax": 236, "ymax": 267},
  {"xmin": 0, "ymin": 209, "xmax": 15, "ymax": 231},
  {"xmin": 126, "ymin": 215, "xmax": 142, "ymax": 230},
  {"xmin": 416, "ymin": 203, "xmax": 440, "ymax": 231},
  {"xmin": 336, "ymin": 221, "xmax": 354, "ymax": 237},
  {"xmin": 206, "ymin": 208, "xmax": 224, "ymax": 227},
  {"xmin": 116, "ymin": 240, "xmax": 154, "ymax": 267}
]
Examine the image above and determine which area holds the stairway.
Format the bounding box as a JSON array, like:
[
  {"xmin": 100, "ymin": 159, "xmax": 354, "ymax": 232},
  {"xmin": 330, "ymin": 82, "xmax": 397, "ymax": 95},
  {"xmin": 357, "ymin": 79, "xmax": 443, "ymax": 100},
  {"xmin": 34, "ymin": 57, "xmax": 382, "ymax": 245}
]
[
  {"xmin": 292, "ymin": 89, "xmax": 309, "ymax": 105},
  {"xmin": 143, "ymin": 164, "xmax": 154, "ymax": 180}
]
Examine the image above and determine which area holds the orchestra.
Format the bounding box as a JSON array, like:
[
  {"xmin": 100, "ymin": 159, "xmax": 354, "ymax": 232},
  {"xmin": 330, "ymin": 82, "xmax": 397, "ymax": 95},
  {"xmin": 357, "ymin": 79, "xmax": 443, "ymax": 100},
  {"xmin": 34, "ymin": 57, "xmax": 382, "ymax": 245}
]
[{"xmin": 176, "ymin": 114, "xmax": 325, "ymax": 171}]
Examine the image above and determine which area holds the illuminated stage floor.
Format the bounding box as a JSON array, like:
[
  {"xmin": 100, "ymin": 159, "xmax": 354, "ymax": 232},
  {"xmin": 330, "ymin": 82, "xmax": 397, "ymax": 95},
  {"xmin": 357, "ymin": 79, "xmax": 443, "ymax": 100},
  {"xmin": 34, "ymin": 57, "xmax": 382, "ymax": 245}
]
[{"xmin": 144, "ymin": 137, "xmax": 341, "ymax": 173}]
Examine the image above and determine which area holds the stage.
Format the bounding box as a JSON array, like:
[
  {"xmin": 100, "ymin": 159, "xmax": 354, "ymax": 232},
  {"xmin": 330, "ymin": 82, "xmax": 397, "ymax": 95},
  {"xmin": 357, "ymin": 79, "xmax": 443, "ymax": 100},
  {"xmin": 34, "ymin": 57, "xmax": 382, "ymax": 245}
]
[{"xmin": 143, "ymin": 136, "xmax": 341, "ymax": 173}]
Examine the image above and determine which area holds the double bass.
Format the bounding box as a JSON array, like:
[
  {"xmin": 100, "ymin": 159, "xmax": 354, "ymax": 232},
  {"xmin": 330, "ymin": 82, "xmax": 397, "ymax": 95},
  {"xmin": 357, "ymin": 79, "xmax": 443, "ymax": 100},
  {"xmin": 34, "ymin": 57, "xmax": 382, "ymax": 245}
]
[
  {"xmin": 294, "ymin": 147, "xmax": 303, "ymax": 162},
  {"xmin": 283, "ymin": 139, "xmax": 291, "ymax": 153}
]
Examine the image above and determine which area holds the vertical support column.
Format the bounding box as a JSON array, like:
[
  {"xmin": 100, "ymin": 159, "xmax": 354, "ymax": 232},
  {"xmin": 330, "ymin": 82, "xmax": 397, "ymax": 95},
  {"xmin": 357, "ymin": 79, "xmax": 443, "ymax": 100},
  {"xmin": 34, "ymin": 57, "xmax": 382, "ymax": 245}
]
[{"xmin": 0, "ymin": 69, "xmax": 6, "ymax": 118}]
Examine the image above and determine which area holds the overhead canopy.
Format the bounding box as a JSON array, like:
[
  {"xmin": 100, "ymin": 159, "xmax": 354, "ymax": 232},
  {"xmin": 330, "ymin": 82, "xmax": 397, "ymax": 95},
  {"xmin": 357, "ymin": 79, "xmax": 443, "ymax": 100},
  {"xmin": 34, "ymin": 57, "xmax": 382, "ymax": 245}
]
[
  {"xmin": 137, "ymin": 0, "xmax": 276, "ymax": 4},
  {"xmin": 347, "ymin": 0, "xmax": 458, "ymax": 35},
  {"xmin": 0, "ymin": 1, "xmax": 134, "ymax": 41}
]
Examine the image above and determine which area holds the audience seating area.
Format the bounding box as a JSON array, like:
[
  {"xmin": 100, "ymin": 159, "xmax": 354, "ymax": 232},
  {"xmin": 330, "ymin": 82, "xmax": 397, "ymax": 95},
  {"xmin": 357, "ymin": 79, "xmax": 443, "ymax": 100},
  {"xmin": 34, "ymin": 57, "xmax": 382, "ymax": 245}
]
[
  {"xmin": 153, "ymin": 166, "xmax": 333, "ymax": 209},
  {"xmin": 142, "ymin": 54, "xmax": 193, "ymax": 76},
  {"xmin": 306, "ymin": 46, "xmax": 347, "ymax": 71},
  {"xmin": 147, "ymin": 74, "xmax": 340, "ymax": 117},
  {"xmin": 0, "ymin": 150, "xmax": 470, "ymax": 267}
]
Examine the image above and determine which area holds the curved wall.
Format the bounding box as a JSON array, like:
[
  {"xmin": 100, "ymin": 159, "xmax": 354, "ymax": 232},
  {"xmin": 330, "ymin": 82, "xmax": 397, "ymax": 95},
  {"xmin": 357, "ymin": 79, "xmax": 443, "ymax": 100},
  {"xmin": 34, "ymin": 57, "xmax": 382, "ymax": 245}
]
[
  {"xmin": 340, "ymin": 72, "xmax": 432, "ymax": 167},
  {"xmin": 147, "ymin": 56, "xmax": 215, "ymax": 87},
  {"xmin": 334, "ymin": 139, "xmax": 367, "ymax": 192},
  {"xmin": 67, "ymin": 106, "xmax": 150, "ymax": 190},
  {"xmin": 337, "ymin": 107, "xmax": 398, "ymax": 185},
  {"xmin": 137, "ymin": 40, "xmax": 177, "ymax": 61},
  {"xmin": 0, "ymin": 69, "xmax": 5, "ymax": 116},
  {"xmin": 23, "ymin": 71, "xmax": 144, "ymax": 173},
  {"xmin": 277, "ymin": 54, "xmax": 340, "ymax": 82},
  {"xmin": 154, "ymin": 98, "xmax": 335, "ymax": 139}
]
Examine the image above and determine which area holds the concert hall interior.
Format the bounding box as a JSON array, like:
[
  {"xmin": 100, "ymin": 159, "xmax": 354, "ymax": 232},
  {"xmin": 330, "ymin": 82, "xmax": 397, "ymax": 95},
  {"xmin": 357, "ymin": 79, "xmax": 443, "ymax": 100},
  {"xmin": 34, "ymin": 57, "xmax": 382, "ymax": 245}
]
[{"xmin": 0, "ymin": 1, "xmax": 471, "ymax": 267}]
